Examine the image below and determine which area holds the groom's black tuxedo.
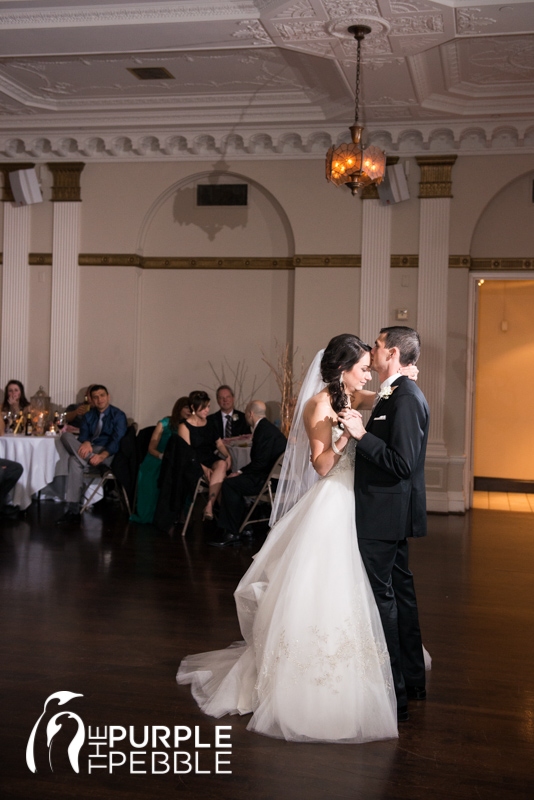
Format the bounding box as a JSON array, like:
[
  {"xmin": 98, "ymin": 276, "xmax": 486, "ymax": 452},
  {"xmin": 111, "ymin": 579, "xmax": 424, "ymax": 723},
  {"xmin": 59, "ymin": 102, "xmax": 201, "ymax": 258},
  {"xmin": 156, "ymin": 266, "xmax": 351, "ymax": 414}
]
[
  {"xmin": 354, "ymin": 375, "xmax": 429, "ymax": 709},
  {"xmin": 355, "ymin": 376, "xmax": 429, "ymax": 542}
]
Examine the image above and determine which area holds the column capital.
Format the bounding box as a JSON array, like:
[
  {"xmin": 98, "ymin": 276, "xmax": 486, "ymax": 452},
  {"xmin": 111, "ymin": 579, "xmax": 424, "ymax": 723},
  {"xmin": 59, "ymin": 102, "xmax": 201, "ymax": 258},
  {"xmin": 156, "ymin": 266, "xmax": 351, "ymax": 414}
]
[
  {"xmin": 47, "ymin": 162, "xmax": 85, "ymax": 202},
  {"xmin": 416, "ymin": 155, "xmax": 457, "ymax": 199},
  {"xmin": 0, "ymin": 163, "xmax": 35, "ymax": 202},
  {"xmin": 361, "ymin": 156, "xmax": 399, "ymax": 200}
]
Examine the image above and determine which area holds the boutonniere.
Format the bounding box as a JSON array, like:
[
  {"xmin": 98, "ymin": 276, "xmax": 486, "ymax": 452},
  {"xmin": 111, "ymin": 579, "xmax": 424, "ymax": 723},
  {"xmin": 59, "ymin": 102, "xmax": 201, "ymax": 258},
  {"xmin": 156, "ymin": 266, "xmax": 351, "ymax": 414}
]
[
  {"xmin": 232, "ymin": 413, "xmax": 239, "ymax": 422},
  {"xmin": 377, "ymin": 386, "xmax": 397, "ymax": 401}
]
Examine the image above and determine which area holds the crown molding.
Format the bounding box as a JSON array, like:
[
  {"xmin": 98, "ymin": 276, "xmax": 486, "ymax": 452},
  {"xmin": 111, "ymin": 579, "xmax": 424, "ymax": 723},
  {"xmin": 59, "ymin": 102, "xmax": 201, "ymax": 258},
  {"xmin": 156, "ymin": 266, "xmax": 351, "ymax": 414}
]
[{"xmin": 1, "ymin": 120, "xmax": 533, "ymax": 160}]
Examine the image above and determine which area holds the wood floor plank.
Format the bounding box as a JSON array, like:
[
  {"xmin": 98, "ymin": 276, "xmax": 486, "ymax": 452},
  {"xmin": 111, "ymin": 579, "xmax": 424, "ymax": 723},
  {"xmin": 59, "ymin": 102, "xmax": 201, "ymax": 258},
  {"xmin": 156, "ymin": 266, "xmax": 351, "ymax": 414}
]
[
  {"xmin": 1, "ymin": 502, "xmax": 533, "ymax": 800},
  {"xmin": 507, "ymin": 493, "xmax": 532, "ymax": 513},
  {"xmin": 488, "ymin": 492, "xmax": 510, "ymax": 511},
  {"xmin": 472, "ymin": 491, "xmax": 489, "ymax": 509}
]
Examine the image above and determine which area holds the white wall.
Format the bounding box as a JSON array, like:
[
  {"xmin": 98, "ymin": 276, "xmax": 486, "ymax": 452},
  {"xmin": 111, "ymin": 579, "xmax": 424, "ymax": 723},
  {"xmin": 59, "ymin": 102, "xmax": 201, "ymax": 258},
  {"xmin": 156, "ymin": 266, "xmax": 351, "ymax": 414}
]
[
  {"xmin": 471, "ymin": 170, "xmax": 534, "ymax": 257},
  {"xmin": 135, "ymin": 268, "xmax": 291, "ymax": 427},
  {"xmin": 2, "ymin": 151, "xmax": 534, "ymax": 508}
]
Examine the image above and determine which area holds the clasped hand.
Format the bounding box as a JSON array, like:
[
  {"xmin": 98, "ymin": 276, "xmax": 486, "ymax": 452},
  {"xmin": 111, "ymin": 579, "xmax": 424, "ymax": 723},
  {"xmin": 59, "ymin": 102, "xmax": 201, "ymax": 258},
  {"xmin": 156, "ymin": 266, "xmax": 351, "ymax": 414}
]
[{"xmin": 337, "ymin": 408, "xmax": 366, "ymax": 441}]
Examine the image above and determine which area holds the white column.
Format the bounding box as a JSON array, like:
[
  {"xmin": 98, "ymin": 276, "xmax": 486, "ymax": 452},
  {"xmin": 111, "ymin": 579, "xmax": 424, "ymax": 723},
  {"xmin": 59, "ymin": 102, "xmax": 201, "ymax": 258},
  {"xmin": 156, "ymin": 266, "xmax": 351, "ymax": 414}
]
[
  {"xmin": 416, "ymin": 155, "xmax": 456, "ymax": 512},
  {"xmin": 417, "ymin": 197, "xmax": 450, "ymax": 450},
  {"xmin": 49, "ymin": 202, "xmax": 81, "ymax": 407},
  {"xmin": 359, "ymin": 199, "xmax": 391, "ymax": 348},
  {"xmin": 0, "ymin": 202, "xmax": 31, "ymax": 388}
]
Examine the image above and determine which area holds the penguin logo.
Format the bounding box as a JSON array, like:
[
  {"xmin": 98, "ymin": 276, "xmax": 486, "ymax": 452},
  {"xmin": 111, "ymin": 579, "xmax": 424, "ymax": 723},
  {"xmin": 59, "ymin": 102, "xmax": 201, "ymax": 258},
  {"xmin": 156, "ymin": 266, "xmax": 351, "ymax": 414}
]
[{"xmin": 26, "ymin": 691, "xmax": 85, "ymax": 774}]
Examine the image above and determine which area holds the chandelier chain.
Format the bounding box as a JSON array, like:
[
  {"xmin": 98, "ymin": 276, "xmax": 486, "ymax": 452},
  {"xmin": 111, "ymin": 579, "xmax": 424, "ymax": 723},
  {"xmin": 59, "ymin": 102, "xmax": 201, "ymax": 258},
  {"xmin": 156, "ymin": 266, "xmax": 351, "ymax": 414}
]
[{"xmin": 354, "ymin": 36, "xmax": 361, "ymax": 125}]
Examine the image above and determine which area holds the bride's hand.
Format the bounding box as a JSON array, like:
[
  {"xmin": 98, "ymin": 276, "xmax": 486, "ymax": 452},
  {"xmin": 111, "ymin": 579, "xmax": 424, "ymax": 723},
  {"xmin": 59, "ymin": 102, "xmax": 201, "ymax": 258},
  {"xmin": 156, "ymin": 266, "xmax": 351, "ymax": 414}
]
[
  {"xmin": 400, "ymin": 364, "xmax": 419, "ymax": 381},
  {"xmin": 338, "ymin": 409, "xmax": 366, "ymax": 441}
]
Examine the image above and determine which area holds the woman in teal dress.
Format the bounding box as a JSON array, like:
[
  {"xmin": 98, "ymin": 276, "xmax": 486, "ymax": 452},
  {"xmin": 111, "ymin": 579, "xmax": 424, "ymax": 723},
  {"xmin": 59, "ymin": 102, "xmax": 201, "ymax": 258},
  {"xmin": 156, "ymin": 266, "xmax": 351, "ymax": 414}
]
[{"xmin": 130, "ymin": 397, "xmax": 191, "ymax": 524}]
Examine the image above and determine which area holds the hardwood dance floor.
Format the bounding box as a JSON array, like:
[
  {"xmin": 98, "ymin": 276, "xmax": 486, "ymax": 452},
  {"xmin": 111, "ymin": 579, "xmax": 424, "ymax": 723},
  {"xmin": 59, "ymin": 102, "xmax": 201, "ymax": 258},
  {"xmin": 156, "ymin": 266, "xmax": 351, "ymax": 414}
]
[{"xmin": 1, "ymin": 501, "xmax": 533, "ymax": 800}]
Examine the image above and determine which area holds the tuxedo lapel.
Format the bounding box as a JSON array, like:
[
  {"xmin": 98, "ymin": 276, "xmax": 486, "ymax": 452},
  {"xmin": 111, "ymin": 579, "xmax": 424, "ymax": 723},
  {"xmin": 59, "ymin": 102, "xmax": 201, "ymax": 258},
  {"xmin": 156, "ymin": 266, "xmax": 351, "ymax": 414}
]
[{"xmin": 366, "ymin": 376, "xmax": 405, "ymax": 429}]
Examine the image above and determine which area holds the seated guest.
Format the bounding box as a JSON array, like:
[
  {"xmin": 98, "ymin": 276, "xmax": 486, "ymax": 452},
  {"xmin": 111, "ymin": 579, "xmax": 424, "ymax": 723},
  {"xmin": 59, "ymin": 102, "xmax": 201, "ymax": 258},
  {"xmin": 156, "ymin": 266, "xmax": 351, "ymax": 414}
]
[
  {"xmin": 207, "ymin": 385, "xmax": 250, "ymax": 439},
  {"xmin": 65, "ymin": 385, "xmax": 96, "ymax": 429},
  {"xmin": 130, "ymin": 396, "xmax": 191, "ymax": 525},
  {"xmin": 212, "ymin": 400, "xmax": 287, "ymax": 547},
  {"xmin": 2, "ymin": 380, "xmax": 30, "ymax": 418},
  {"xmin": 0, "ymin": 415, "xmax": 23, "ymax": 518},
  {"xmin": 57, "ymin": 385, "xmax": 127, "ymax": 525},
  {"xmin": 179, "ymin": 390, "xmax": 231, "ymax": 521}
]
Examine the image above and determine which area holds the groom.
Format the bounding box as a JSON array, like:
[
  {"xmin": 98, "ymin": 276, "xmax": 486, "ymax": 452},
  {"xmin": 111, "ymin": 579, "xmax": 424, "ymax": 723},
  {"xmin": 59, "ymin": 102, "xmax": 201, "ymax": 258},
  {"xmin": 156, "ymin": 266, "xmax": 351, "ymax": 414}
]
[{"xmin": 342, "ymin": 326, "xmax": 429, "ymax": 722}]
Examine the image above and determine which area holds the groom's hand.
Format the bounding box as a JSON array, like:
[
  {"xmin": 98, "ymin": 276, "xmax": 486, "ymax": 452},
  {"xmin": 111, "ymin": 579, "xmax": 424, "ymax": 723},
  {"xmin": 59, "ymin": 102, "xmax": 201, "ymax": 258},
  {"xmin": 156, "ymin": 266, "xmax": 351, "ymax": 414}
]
[{"xmin": 338, "ymin": 409, "xmax": 366, "ymax": 441}]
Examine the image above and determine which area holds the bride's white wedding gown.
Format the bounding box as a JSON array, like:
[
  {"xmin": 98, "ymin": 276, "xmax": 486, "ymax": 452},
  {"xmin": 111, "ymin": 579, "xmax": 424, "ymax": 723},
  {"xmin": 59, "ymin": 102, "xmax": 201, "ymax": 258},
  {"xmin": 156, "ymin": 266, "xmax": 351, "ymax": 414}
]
[{"xmin": 177, "ymin": 428, "xmax": 398, "ymax": 743}]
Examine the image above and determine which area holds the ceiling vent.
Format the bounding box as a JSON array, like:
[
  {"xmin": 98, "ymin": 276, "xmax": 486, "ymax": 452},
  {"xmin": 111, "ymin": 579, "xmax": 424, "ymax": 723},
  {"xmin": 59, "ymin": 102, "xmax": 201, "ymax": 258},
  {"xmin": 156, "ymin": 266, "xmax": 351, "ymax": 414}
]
[{"xmin": 127, "ymin": 67, "xmax": 175, "ymax": 80}]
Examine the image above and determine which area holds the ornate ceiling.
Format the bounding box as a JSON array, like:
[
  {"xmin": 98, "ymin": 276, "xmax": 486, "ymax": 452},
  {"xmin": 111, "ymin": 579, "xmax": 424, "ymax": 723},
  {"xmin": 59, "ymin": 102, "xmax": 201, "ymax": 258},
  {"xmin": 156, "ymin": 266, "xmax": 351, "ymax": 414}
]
[{"xmin": 0, "ymin": 0, "xmax": 533, "ymax": 160}]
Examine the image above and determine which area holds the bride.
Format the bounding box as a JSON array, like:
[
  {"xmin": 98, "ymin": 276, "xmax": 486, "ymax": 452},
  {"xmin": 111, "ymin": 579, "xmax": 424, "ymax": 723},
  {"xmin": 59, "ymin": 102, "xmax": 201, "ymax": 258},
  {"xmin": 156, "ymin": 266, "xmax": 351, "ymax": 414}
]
[{"xmin": 177, "ymin": 334, "xmax": 414, "ymax": 743}]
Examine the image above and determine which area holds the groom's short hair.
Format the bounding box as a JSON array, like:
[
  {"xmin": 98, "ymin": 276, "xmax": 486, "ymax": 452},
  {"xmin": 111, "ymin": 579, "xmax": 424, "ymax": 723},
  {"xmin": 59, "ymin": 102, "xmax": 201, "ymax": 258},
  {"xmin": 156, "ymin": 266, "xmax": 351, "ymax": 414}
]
[{"xmin": 380, "ymin": 326, "xmax": 421, "ymax": 366}]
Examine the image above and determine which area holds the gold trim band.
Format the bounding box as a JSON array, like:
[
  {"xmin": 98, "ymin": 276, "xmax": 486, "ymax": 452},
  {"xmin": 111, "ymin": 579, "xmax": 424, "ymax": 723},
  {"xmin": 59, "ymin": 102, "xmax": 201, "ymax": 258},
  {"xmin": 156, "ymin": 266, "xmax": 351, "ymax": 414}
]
[{"xmin": 15, "ymin": 253, "xmax": 532, "ymax": 271}]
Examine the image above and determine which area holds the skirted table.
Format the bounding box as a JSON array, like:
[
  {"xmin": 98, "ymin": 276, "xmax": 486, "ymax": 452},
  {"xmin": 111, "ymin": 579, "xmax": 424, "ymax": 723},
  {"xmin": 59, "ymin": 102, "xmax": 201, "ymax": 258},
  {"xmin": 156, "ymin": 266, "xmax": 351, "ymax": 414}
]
[{"xmin": 0, "ymin": 435, "xmax": 69, "ymax": 510}]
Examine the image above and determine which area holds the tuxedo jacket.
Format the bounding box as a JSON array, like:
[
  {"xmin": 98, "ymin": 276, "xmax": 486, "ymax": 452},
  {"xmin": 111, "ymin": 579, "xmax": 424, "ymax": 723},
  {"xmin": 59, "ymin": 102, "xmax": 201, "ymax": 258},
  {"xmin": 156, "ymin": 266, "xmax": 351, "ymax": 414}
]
[
  {"xmin": 207, "ymin": 409, "xmax": 249, "ymax": 439},
  {"xmin": 241, "ymin": 418, "xmax": 287, "ymax": 483},
  {"xmin": 355, "ymin": 376, "xmax": 429, "ymax": 541}
]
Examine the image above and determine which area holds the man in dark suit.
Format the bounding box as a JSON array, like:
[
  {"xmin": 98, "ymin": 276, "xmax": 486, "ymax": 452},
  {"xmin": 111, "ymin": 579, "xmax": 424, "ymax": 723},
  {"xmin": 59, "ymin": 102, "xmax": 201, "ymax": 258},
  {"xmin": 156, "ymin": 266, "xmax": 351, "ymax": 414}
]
[
  {"xmin": 341, "ymin": 326, "xmax": 429, "ymax": 722},
  {"xmin": 211, "ymin": 400, "xmax": 286, "ymax": 546},
  {"xmin": 207, "ymin": 385, "xmax": 249, "ymax": 439}
]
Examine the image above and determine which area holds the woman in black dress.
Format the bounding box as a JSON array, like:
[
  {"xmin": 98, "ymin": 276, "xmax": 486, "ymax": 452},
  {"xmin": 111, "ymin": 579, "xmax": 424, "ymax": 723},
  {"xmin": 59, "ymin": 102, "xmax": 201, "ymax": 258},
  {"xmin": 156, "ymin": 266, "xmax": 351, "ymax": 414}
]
[{"xmin": 178, "ymin": 390, "xmax": 232, "ymax": 520}]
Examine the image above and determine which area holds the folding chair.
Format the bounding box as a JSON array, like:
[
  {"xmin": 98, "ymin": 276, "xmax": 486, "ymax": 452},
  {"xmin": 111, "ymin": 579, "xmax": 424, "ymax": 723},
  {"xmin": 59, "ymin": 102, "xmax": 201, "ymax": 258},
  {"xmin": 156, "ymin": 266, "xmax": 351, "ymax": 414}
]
[
  {"xmin": 238, "ymin": 453, "xmax": 285, "ymax": 534},
  {"xmin": 181, "ymin": 475, "xmax": 209, "ymax": 537},
  {"xmin": 80, "ymin": 467, "xmax": 132, "ymax": 515}
]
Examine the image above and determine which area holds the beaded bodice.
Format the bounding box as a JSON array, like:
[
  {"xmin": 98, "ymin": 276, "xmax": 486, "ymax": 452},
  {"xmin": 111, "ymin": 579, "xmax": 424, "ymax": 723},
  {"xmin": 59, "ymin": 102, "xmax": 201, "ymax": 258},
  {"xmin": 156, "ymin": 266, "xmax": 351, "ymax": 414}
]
[{"xmin": 327, "ymin": 425, "xmax": 356, "ymax": 477}]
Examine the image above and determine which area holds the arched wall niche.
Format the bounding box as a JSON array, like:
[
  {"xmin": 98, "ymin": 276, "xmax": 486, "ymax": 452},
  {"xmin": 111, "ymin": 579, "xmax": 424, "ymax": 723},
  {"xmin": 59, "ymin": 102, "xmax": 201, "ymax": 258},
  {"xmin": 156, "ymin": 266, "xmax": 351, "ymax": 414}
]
[
  {"xmin": 470, "ymin": 169, "xmax": 534, "ymax": 257},
  {"xmin": 449, "ymin": 156, "xmax": 533, "ymax": 254},
  {"xmin": 137, "ymin": 170, "xmax": 295, "ymax": 258}
]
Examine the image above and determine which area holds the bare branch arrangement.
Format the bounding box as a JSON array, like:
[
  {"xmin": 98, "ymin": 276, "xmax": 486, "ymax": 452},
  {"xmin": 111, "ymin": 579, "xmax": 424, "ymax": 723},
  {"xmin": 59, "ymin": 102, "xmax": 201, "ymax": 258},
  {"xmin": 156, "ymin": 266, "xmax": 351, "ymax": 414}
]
[
  {"xmin": 261, "ymin": 342, "xmax": 306, "ymax": 437},
  {"xmin": 203, "ymin": 358, "xmax": 268, "ymax": 410}
]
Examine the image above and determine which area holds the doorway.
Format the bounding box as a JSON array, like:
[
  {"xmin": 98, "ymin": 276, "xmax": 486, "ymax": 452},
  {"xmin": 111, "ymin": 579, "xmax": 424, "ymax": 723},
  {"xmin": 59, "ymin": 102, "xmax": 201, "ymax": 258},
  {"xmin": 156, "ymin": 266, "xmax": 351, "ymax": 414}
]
[{"xmin": 466, "ymin": 275, "xmax": 534, "ymax": 512}]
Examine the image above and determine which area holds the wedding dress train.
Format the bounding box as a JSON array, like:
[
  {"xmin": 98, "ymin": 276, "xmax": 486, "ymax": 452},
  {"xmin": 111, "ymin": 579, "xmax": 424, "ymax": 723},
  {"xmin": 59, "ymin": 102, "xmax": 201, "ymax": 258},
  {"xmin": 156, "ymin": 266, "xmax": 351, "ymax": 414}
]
[{"xmin": 177, "ymin": 431, "xmax": 399, "ymax": 744}]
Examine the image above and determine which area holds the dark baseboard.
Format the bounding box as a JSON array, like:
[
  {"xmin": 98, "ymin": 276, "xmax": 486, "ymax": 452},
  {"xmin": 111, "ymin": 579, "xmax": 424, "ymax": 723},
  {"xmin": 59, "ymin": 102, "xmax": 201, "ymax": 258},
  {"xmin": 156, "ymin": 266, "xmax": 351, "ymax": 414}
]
[{"xmin": 474, "ymin": 477, "xmax": 534, "ymax": 494}]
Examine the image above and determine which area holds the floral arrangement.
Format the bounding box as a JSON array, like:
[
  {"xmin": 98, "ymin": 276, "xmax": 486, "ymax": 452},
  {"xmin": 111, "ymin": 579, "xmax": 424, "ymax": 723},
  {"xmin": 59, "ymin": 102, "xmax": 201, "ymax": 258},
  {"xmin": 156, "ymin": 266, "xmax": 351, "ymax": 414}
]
[{"xmin": 261, "ymin": 342, "xmax": 305, "ymax": 437}]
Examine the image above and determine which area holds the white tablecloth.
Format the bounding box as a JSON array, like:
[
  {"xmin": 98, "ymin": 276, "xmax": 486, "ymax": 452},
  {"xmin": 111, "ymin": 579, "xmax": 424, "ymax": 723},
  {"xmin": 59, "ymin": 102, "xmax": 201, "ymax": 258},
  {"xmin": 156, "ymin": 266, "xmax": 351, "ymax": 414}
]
[
  {"xmin": 225, "ymin": 440, "xmax": 252, "ymax": 472},
  {"xmin": 0, "ymin": 435, "xmax": 69, "ymax": 510}
]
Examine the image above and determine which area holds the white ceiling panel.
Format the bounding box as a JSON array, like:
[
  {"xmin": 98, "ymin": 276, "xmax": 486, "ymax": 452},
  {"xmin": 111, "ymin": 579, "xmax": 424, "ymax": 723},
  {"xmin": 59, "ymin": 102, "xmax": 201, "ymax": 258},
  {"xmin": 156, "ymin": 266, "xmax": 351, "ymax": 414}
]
[{"xmin": 0, "ymin": 0, "xmax": 532, "ymax": 158}]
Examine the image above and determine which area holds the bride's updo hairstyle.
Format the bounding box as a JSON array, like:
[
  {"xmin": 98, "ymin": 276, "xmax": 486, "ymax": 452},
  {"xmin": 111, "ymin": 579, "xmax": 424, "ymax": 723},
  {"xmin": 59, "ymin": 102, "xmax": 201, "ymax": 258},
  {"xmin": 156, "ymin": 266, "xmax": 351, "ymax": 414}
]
[{"xmin": 320, "ymin": 334, "xmax": 371, "ymax": 413}]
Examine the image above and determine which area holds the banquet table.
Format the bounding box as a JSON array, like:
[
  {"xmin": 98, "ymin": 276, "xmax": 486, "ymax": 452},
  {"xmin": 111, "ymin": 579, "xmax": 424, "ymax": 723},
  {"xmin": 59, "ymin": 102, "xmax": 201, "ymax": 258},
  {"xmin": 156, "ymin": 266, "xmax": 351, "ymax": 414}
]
[
  {"xmin": 0, "ymin": 435, "xmax": 69, "ymax": 510},
  {"xmin": 224, "ymin": 435, "xmax": 252, "ymax": 472}
]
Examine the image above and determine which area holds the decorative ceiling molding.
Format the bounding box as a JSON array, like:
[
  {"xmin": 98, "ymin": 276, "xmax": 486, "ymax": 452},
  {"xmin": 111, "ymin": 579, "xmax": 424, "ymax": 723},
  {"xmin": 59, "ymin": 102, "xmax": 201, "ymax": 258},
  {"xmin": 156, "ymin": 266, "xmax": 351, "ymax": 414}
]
[
  {"xmin": 456, "ymin": 7, "xmax": 498, "ymax": 37},
  {"xmin": 0, "ymin": 1, "xmax": 532, "ymax": 155},
  {"xmin": 273, "ymin": 1, "xmax": 317, "ymax": 19},
  {"xmin": 2, "ymin": 120, "xmax": 533, "ymax": 160},
  {"xmin": 0, "ymin": 2, "xmax": 258, "ymax": 29}
]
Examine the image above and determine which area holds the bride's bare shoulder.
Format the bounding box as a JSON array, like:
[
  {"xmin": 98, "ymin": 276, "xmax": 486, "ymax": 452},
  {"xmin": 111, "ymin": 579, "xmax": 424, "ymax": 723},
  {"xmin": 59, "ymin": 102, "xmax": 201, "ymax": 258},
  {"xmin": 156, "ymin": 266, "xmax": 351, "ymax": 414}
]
[{"xmin": 304, "ymin": 390, "xmax": 333, "ymax": 421}]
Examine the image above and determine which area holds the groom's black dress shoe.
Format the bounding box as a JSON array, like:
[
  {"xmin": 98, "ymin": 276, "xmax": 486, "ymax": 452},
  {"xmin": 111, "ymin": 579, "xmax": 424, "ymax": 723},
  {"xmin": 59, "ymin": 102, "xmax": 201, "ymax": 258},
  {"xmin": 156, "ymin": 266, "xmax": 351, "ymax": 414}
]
[
  {"xmin": 208, "ymin": 531, "xmax": 241, "ymax": 548},
  {"xmin": 406, "ymin": 685, "xmax": 426, "ymax": 701},
  {"xmin": 397, "ymin": 705, "xmax": 409, "ymax": 722}
]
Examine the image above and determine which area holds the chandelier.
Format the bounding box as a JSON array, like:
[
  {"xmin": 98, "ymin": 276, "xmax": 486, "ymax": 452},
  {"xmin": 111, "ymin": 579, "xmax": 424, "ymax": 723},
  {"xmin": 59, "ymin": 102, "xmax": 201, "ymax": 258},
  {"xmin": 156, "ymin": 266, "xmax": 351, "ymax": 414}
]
[{"xmin": 325, "ymin": 25, "xmax": 386, "ymax": 196}]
